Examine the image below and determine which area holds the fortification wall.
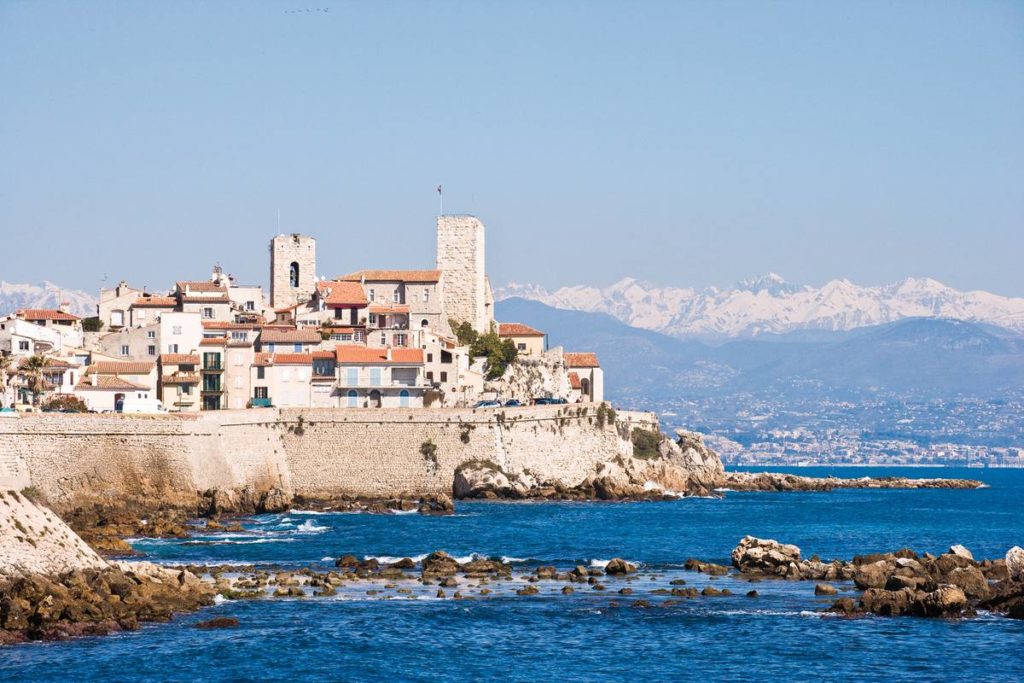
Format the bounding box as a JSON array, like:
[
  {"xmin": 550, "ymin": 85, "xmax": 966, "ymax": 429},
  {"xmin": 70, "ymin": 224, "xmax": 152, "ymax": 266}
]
[{"xmin": 0, "ymin": 405, "xmax": 656, "ymax": 505}]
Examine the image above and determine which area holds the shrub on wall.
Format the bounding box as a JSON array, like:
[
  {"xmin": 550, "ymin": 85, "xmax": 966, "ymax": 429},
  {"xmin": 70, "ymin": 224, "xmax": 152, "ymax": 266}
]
[{"xmin": 631, "ymin": 427, "xmax": 664, "ymax": 460}]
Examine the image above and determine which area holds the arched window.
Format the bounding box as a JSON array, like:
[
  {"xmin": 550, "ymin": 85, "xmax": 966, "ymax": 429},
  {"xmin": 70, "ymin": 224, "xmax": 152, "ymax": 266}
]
[
  {"xmin": 399, "ymin": 389, "xmax": 410, "ymax": 407},
  {"xmin": 289, "ymin": 261, "xmax": 300, "ymax": 288},
  {"xmin": 347, "ymin": 389, "xmax": 358, "ymax": 408},
  {"xmin": 581, "ymin": 377, "xmax": 591, "ymax": 399},
  {"xmin": 421, "ymin": 319, "xmax": 429, "ymax": 328},
  {"xmin": 369, "ymin": 390, "xmax": 382, "ymax": 408}
]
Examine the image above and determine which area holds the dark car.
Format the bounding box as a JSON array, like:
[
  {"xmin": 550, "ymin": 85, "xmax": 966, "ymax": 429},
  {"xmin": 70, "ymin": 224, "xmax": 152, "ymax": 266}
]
[{"xmin": 503, "ymin": 399, "xmax": 522, "ymax": 407}]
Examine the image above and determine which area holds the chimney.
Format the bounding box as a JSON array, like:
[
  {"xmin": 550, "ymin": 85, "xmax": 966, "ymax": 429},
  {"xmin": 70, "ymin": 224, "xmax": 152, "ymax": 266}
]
[
  {"xmin": 386, "ymin": 347, "xmax": 392, "ymax": 361},
  {"xmin": 58, "ymin": 301, "xmax": 70, "ymax": 313}
]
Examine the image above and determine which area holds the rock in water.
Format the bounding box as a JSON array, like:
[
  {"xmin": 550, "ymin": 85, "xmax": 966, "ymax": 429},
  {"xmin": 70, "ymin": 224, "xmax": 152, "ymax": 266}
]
[
  {"xmin": 194, "ymin": 617, "xmax": 239, "ymax": 629},
  {"xmin": 948, "ymin": 545, "xmax": 974, "ymax": 561},
  {"xmin": 1006, "ymin": 547, "xmax": 1024, "ymax": 581},
  {"xmin": 604, "ymin": 558, "xmax": 637, "ymax": 575},
  {"xmin": 731, "ymin": 536, "xmax": 802, "ymax": 575},
  {"xmin": 815, "ymin": 583, "xmax": 838, "ymax": 595}
]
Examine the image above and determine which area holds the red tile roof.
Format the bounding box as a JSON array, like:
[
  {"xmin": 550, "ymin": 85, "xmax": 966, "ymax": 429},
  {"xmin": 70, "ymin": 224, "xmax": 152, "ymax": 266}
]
[
  {"xmin": 17, "ymin": 308, "xmax": 80, "ymax": 322},
  {"xmin": 176, "ymin": 281, "xmax": 227, "ymax": 293},
  {"xmin": 253, "ymin": 352, "xmax": 313, "ymax": 366},
  {"xmin": 202, "ymin": 321, "xmax": 260, "ymax": 330},
  {"xmin": 368, "ymin": 304, "xmax": 409, "ymax": 314},
  {"xmin": 498, "ymin": 322, "xmax": 544, "ymax": 337},
  {"xmin": 567, "ymin": 371, "xmax": 582, "ymax": 390},
  {"xmin": 159, "ymin": 354, "xmax": 199, "ymax": 365},
  {"xmin": 92, "ymin": 361, "xmax": 155, "ymax": 375},
  {"xmin": 181, "ymin": 295, "xmax": 230, "ymax": 304},
  {"xmin": 261, "ymin": 328, "xmax": 322, "ymax": 344},
  {"xmin": 76, "ymin": 376, "xmax": 150, "ymax": 391},
  {"xmin": 199, "ymin": 337, "xmax": 227, "ymax": 346},
  {"xmin": 340, "ymin": 270, "xmax": 441, "ymax": 283},
  {"xmin": 131, "ymin": 296, "xmax": 178, "ymax": 308},
  {"xmin": 312, "ymin": 351, "xmax": 336, "ymax": 360},
  {"xmin": 161, "ymin": 374, "xmax": 200, "ymax": 385},
  {"xmin": 564, "ymin": 352, "xmax": 600, "ymax": 368},
  {"xmin": 335, "ymin": 346, "xmax": 424, "ymax": 365},
  {"xmin": 315, "ymin": 280, "xmax": 368, "ymax": 307},
  {"xmin": 254, "ymin": 352, "xmax": 273, "ymax": 367}
]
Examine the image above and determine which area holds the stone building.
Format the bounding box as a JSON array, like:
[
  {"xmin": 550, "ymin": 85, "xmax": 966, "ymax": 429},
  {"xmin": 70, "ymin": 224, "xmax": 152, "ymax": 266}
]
[
  {"xmin": 498, "ymin": 322, "xmax": 546, "ymax": 356},
  {"xmin": 564, "ymin": 352, "xmax": 604, "ymax": 403},
  {"xmin": 270, "ymin": 233, "xmax": 317, "ymax": 310},
  {"xmin": 436, "ymin": 215, "xmax": 494, "ymax": 333}
]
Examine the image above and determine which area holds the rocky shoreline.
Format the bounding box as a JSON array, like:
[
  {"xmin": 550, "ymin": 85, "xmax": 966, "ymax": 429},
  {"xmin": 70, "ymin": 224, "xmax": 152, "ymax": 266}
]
[{"xmin": 719, "ymin": 472, "xmax": 984, "ymax": 492}]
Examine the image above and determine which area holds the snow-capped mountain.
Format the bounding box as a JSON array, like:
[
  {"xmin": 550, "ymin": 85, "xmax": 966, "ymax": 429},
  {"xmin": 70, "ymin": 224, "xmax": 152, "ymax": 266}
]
[
  {"xmin": 0, "ymin": 281, "xmax": 97, "ymax": 318},
  {"xmin": 495, "ymin": 274, "xmax": 1024, "ymax": 339}
]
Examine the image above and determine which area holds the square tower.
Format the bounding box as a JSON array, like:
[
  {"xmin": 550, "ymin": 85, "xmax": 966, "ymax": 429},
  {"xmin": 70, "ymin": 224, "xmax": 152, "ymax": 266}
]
[
  {"xmin": 436, "ymin": 215, "xmax": 490, "ymax": 332},
  {"xmin": 269, "ymin": 233, "xmax": 316, "ymax": 310}
]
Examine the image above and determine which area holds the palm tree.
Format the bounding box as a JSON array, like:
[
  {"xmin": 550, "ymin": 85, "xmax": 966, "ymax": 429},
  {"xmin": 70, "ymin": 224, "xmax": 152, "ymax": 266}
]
[
  {"xmin": 18, "ymin": 354, "xmax": 50, "ymax": 407},
  {"xmin": 0, "ymin": 352, "xmax": 12, "ymax": 407}
]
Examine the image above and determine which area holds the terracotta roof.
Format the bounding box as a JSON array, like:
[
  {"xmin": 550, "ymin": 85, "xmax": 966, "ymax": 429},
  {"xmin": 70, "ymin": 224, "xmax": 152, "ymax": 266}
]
[
  {"xmin": 17, "ymin": 358, "xmax": 77, "ymax": 370},
  {"xmin": 315, "ymin": 280, "xmax": 368, "ymax": 307},
  {"xmin": 76, "ymin": 376, "xmax": 150, "ymax": 391},
  {"xmin": 498, "ymin": 322, "xmax": 544, "ymax": 337},
  {"xmin": 568, "ymin": 371, "xmax": 582, "ymax": 390},
  {"xmin": 335, "ymin": 346, "xmax": 424, "ymax": 365},
  {"xmin": 202, "ymin": 321, "xmax": 259, "ymax": 330},
  {"xmin": 261, "ymin": 328, "xmax": 322, "ymax": 344},
  {"xmin": 160, "ymin": 354, "xmax": 199, "ymax": 365},
  {"xmin": 368, "ymin": 304, "xmax": 409, "ymax": 314},
  {"xmin": 340, "ymin": 270, "xmax": 441, "ymax": 283},
  {"xmin": 564, "ymin": 352, "xmax": 600, "ymax": 368},
  {"xmin": 199, "ymin": 337, "xmax": 227, "ymax": 346},
  {"xmin": 131, "ymin": 296, "xmax": 178, "ymax": 308},
  {"xmin": 181, "ymin": 295, "xmax": 230, "ymax": 304},
  {"xmin": 176, "ymin": 281, "xmax": 227, "ymax": 293},
  {"xmin": 17, "ymin": 308, "xmax": 80, "ymax": 322},
  {"xmin": 312, "ymin": 351, "xmax": 336, "ymax": 360},
  {"xmin": 253, "ymin": 353, "xmax": 313, "ymax": 366},
  {"xmin": 92, "ymin": 361, "xmax": 155, "ymax": 375},
  {"xmin": 254, "ymin": 352, "xmax": 273, "ymax": 367},
  {"xmin": 161, "ymin": 374, "xmax": 200, "ymax": 385}
]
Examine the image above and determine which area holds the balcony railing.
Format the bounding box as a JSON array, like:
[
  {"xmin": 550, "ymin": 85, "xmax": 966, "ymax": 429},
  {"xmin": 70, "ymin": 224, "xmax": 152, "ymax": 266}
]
[{"xmin": 251, "ymin": 397, "xmax": 272, "ymax": 407}]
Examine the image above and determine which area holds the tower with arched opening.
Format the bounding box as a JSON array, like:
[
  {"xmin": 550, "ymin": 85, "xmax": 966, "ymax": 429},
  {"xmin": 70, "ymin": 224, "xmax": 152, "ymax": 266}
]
[{"xmin": 269, "ymin": 233, "xmax": 316, "ymax": 310}]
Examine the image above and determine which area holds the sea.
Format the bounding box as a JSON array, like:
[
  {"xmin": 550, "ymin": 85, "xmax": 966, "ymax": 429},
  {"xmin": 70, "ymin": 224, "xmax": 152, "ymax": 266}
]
[{"xmin": 2, "ymin": 466, "xmax": 1023, "ymax": 682}]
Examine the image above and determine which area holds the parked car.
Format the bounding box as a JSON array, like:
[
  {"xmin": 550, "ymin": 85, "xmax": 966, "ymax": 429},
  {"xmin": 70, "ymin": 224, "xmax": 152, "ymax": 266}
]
[
  {"xmin": 118, "ymin": 397, "xmax": 168, "ymax": 414},
  {"xmin": 532, "ymin": 397, "xmax": 568, "ymax": 405},
  {"xmin": 474, "ymin": 400, "xmax": 502, "ymax": 409},
  {"xmin": 503, "ymin": 399, "xmax": 522, "ymax": 407}
]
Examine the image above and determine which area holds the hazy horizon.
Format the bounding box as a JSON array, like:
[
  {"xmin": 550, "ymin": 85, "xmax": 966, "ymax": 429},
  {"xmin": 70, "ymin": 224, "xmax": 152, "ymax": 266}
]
[{"xmin": 2, "ymin": 1, "xmax": 1022, "ymax": 296}]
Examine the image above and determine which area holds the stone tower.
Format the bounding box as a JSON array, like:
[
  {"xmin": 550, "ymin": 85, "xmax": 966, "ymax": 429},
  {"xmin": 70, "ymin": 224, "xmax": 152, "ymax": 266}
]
[
  {"xmin": 436, "ymin": 215, "xmax": 491, "ymax": 333},
  {"xmin": 269, "ymin": 233, "xmax": 317, "ymax": 310}
]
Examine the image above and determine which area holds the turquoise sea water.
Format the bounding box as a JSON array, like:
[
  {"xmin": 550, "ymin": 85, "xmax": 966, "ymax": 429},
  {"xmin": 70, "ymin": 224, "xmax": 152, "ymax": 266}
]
[{"xmin": 3, "ymin": 467, "xmax": 1023, "ymax": 682}]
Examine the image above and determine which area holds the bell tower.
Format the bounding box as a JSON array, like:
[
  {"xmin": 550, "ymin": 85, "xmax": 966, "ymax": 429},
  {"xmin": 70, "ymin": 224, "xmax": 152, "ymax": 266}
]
[
  {"xmin": 269, "ymin": 233, "xmax": 316, "ymax": 310},
  {"xmin": 436, "ymin": 215, "xmax": 489, "ymax": 332}
]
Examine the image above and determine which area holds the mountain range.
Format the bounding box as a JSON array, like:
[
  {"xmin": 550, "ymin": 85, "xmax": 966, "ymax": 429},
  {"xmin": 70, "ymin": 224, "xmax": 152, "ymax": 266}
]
[
  {"xmin": 0, "ymin": 281, "xmax": 97, "ymax": 318},
  {"xmin": 496, "ymin": 274, "xmax": 1024, "ymax": 340}
]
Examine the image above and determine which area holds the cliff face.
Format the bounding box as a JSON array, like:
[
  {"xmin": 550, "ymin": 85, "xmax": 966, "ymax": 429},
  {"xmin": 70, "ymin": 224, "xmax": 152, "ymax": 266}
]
[
  {"xmin": 0, "ymin": 406, "xmax": 723, "ymax": 510},
  {"xmin": 0, "ymin": 490, "xmax": 107, "ymax": 578}
]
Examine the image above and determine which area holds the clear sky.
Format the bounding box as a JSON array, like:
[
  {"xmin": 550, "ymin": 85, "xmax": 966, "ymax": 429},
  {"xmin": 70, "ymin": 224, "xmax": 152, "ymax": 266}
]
[{"xmin": 1, "ymin": 1, "xmax": 1022, "ymax": 296}]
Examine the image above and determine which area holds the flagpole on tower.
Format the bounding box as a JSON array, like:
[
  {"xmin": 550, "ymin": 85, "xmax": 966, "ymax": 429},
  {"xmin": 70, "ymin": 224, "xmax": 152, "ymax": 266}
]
[{"xmin": 437, "ymin": 184, "xmax": 443, "ymax": 216}]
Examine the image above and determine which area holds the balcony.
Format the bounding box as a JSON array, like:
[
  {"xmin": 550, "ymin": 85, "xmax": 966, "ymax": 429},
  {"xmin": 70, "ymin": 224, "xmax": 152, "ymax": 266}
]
[
  {"xmin": 202, "ymin": 362, "xmax": 223, "ymax": 371},
  {"xmin": 251, "ymin": 397, "xmax": 272, "ymax": 408}
]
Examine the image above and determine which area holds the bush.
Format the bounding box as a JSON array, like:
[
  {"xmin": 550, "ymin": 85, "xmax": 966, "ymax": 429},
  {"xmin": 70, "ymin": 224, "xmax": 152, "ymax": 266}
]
[
  {"xmin": 448, "ymin": 319, "xmax": 518, "ymax": 379},
  {"xmin": 631, "ymin": 428, "xmax": 664, "ymax": 460},
  {"xmin": 41, "ymin": 395, "xmax": 89, "ymax": 413},
  {"xmin": 420, "ymin": 439, "xmax": 438, "ymax": 467},
  {"xmin": 82, "ymin": 316, "xmax": 104, "ymax": 332}
]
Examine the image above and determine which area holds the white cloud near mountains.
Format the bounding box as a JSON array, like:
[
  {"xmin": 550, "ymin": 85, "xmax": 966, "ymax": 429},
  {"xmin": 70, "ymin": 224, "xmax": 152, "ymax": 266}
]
[{"xmin": 496, "ymin": 274, "xmax": 1024, "ymax": 339}]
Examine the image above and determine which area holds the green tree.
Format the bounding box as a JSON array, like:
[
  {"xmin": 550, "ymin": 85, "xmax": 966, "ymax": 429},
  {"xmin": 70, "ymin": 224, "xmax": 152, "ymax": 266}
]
[
  {"xmin": 18, "ymin": 354, "xmax": 50, "ymax": 406},
  {"xmin": 0, "ymin": 352, "xmax": 13, "ymax": 407}
]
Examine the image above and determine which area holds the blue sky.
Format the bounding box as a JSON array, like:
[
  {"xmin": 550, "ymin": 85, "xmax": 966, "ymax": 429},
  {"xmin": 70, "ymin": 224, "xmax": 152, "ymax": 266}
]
[{"xmin": 1, "ymin": 1, "xmax": 1022, "ymax": 296}]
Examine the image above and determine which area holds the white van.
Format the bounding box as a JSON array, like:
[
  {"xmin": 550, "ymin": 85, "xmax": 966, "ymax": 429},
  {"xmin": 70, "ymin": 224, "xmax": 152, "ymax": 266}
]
[{"xmin": 118, "ymin": 395, "xmax": 167, "ymax": 414}]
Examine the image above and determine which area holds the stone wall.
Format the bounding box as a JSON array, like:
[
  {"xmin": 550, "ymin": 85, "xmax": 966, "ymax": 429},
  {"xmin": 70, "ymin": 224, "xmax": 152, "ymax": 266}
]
[
  {"xmin": 0, "ymin": 405, "xmax": 659, "ymax": 507},
  {"xmin": 436, "ymin": 215, "xmax": 487, "ymax": 332}
]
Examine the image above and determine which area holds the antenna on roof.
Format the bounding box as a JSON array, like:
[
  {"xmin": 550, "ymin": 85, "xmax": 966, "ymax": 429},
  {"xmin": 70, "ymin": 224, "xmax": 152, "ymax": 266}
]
[{"xmin": 437, "ymin": 185, "xmax": 443, "ymax": 216}]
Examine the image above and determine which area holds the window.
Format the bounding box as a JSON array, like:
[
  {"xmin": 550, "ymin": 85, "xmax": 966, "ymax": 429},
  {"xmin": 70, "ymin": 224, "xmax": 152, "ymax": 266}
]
[
  {"xmin": 394, "ymin": 334, "xmax": 407, "ymax": 346},
  {"xmin": 18, "ymin": 340, "xmax": 29, "ymax": 351},
  {"xmin": 518, "ymin": 343, "xmax": 526, "ymax": 351},
  {"xmin": 347, "ymin": 389, "xmax": 358, "ymax": 407},
  {"xmin": 255, "ymin": 387, "xmax": 268, "ymax": 399},
  {"xmin": 349, "ymin": 309, "xmax": 358, "ymax": 325},
  {"xmin": 354, "ymin": 331, "xmax": 364, "ymax": 343},
  {"xmin": 168, "ymin": 344, "xmax": 179, "ymax": 353},
  {"xmin": 423, "ymin": 288, "xmax": 429, "ymax": 303},
  {"xmin": 294, "ymin": 343, "xmax": 302, "ymax": 352},
  {"xmin": 112, "ymin": 310, "xmax": 124, "ymax": 326},
  {"xmin": 202, "ymin": 307, "xmax": 214, "ymax": 319},
  {"xmin": 172, "ymin": 325, "xmax": 182, "ymax": 335},
  {"xmin": 368, "ymin": 288, "xmax": 375, "ymax": 302},
  {"xmin": 427, "ymin": 353, "xmax": 433, "ymax": 363},
  {"xmin": 426, "ymin": 371, "xmax": 433, "ymax": 382},
  {"xmin": 399, "ymin": 389, "xmax": 410, "ymax": 407},
  {"xmin": 440, "ymin": 371, "xmax": 448, "ymax": 383},
  {"xmin": 368, "ymin": 313, "xmax": 377, "ymax": 326},
  {"xmin": 203, "ymin": 352, "xmax": 220, "ymax": 370},
  {"xmin": 148, "ymin": 345, "xmax": 156, "ymax": 356},
  {"xmin": 369, "ymin": 368, "xmax": 382, "ymax": 386},
  {"xmin": 334, "ymin": 308, "xmax": 345, "ymax": 319},
  {"xmin": 231, "ymin": 331, "xmax": 247, "ymax": 342},
  {"xmin": 290, "ymin": 262, "xmax": 300, "ymax": 288},
  {"xmin": 380, "ymin": 332, "xmax": 386, "ymax": 346},
  {"xmin": 346, "ymin": 367, "xmax": 358, "ymax": 386},
  {"xmin": 246, "ymin": 301, "xmax": 255, "ymax": 311},
  {"xmin": 421, "ymin": 319, "xmax": 429, "ymax": 328},
  {"xmin": 121, "ymin": 345, "xmax": 130, "ymax": 356},
  {"xmin": 257, "ymin": 366, "xmax": 265, "ymax": 379},
  {"xmin": 182, "ymin": 384, "xmax": 192, "ymax": 395},
  {"xmin": 393, "ymin": 289, "xmax": 400, "ymax": 303},
  {"xmin": 441, "ymin": 350, "xmax": 452, "ymax": 364},
  {"xmin": 147, "ymin": 330, "xmax": 156, "ymax": 338}
]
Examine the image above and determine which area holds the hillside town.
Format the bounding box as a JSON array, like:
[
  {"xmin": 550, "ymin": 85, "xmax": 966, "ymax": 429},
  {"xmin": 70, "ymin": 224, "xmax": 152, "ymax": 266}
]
[{"xmin": 0, "ymin": 216, "xmax": 603, "ymax": 413}]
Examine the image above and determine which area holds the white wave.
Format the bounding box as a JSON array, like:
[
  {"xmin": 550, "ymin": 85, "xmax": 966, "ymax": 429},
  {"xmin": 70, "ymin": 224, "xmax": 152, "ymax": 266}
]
[
  {"xmin": 713, "ymin": 488, "xmax": 736, "ymax": 493},
  {"xmin": 977, "ymin": 484, "xmax": 991, "ymax": 489},
  {"xmin": 364, "ymin": 553, "xmax": 430, "ymax": 564},
  {"xmin": 642, "ymin": 481, "xmax": 660, "ymax": 491},
  {"xmin": 589, "ymin": 559, "xmax": 610, "ymax": 569},
  {"xmin": 196, "ymin": 538, "xmax": 296, "ymax": 545},
  {"xmin": 290, "ymin": 509, "xmax": 330, "ymax": 515},
  {"xmin": 452, "ymin": 554, "xmax": 478, "ymax": 564},
  {"xmin": 501, "ymin": 556, "xmax": 527, "ymax": 563},
  {"xmin": 320, "ymin": 556, "xmax": 335, "ymax": 562},
  {"xmin": 294, "ymin": 520, "xmax": 328, "ymax": 534},
  {"xmin": 390, "ymin": 508, "xmax": 419, "ymax": 516},
  {"xmin": 212, "ymin": 594, "xmax": 227, "ymax": 605}
]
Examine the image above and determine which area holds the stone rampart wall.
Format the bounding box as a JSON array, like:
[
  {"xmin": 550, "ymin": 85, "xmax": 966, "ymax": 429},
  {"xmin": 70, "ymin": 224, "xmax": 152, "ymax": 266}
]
[{"xmin": 0, "ymin": 405, "xmax": 657, "ymax": 504}]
